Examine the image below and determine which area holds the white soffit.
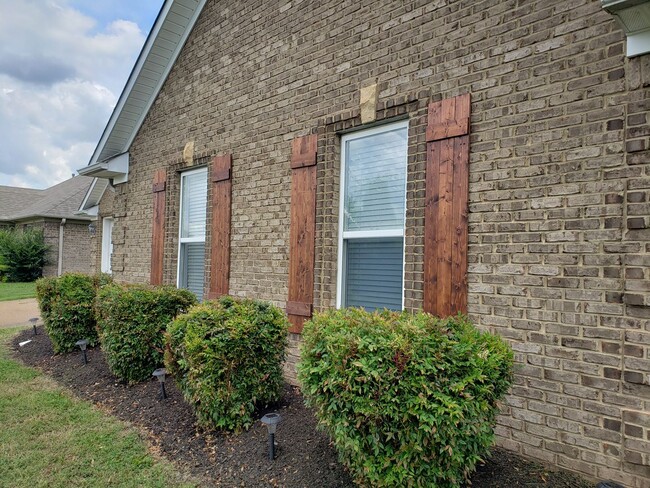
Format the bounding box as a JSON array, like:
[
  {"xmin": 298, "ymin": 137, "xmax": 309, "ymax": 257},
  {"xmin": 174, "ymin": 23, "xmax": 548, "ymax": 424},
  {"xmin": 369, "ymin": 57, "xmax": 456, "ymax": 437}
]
[
  {"xmin": 85, "ymin": 0, "xmax": 207, "ymax": 171},
  {"xmin": 602, "ymin": 0, "xmax": 650, "ymax": 56},
  {"xmin": 78, "ymin": 178, "xmax": 109, "ymax": 213}
]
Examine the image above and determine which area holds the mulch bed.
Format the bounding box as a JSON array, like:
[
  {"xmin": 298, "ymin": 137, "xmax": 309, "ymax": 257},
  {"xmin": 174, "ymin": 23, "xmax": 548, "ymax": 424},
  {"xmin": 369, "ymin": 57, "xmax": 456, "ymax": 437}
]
[{"xmin": 11, "ymin": 327, "xmax": 594, "ymax": 488}]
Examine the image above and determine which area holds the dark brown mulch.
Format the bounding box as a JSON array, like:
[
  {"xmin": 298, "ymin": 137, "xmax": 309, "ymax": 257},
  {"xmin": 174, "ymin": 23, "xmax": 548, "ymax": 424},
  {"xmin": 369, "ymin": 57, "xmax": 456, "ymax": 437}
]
[{"xmin": 11, "ymin": 327, "xmax": 594, "ymax": 488}]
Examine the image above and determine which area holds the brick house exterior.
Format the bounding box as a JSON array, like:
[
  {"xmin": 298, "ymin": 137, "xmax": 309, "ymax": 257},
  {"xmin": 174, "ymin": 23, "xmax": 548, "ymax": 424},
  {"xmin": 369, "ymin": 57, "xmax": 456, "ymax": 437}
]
[
  {"xmin": 81, "ymin": 1, "xmax": 650, "ymax": 485},
  {"xmin": 0, "ymin": 176, "xmax": 96, "ymax": 277}
]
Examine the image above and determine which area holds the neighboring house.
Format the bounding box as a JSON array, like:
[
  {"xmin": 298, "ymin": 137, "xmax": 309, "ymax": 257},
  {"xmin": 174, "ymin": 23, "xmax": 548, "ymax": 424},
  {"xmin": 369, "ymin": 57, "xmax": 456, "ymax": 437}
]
[
  {"xmin": 79, "ymin": 1, "xmax": 650, "ymax": 485},
  {"xmin": 0, "ymin": 176, "xmax": 96, "ymax": 276}
]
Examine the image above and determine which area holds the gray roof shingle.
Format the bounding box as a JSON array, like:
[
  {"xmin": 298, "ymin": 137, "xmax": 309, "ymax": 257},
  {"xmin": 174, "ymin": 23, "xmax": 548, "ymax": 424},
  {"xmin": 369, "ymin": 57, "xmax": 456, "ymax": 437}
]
[{"xmin": 0, "ymin": 176, "xmax": 94, "ymax": 222}]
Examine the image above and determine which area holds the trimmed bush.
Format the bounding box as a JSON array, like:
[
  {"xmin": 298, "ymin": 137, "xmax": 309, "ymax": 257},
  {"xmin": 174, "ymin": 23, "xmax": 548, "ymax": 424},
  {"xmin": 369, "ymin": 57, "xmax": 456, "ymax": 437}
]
[
  {"xmin": 96, "ymin": 284, "xmax": 196, "ymax": 384},
  {"xmin": 0, "ymin": 228, "xmax": 49, "ymax": 282},
  {"xmin": 166, "ymin": 296, "xmax": 288, "ymax": 432},
  {"xmin": 298, "ymin": 309, "xmax": 513, "ymax": 488},
  {"xmin": 35, "ymin": 273, "xmax": 109, "ymax": 353}
]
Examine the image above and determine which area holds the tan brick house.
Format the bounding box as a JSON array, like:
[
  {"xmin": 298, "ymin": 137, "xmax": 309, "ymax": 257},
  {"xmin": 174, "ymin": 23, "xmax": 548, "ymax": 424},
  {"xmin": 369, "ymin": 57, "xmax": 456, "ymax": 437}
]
[
  {"xmin": 0, "ymin": 176, "xmax": 97, "ymax": 277},
  {"xmin": 80, "ymin": 0, "xmax": 650, "ymax": 485}
]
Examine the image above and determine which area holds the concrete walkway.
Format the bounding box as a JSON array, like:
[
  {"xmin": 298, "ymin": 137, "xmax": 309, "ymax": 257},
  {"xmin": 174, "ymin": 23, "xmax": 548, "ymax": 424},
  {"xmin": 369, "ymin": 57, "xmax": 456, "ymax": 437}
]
[{"xmin": 0, "ymin": 298, "xmax": 41, "ymax": 329}]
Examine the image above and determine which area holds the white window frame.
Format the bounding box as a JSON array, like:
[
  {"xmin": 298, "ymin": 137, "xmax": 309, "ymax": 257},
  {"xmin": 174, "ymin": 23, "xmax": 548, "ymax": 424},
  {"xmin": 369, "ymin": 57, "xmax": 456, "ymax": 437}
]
[
  {"xmin": 176, "ymin": 167, "xmax": 207, "ymax": 292},
  {"xmin": 101, "ymin": 217, "xmax": 113, "ymax": 274},
  {"xmin": 336, "ymin": 120, "xmax": 409, "ymax": 310}
]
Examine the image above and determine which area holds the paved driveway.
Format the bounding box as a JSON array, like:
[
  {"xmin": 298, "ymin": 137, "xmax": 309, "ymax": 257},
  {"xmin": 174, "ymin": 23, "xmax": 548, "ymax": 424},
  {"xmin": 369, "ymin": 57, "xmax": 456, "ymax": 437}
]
[{"xmin": 0, "ymin": 298, "xmax": 41, "ymax": 328}]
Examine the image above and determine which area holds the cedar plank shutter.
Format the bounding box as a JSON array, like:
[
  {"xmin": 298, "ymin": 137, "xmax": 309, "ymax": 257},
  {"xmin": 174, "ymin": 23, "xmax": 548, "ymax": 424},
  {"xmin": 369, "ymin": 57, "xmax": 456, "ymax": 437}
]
[
  {"xmin": 207, "ymin": 154, "xmax": 232, "ymax": 299},
  {"xmin": 150, "ymin": 169, "xmax": 167, "ymax": 285},
  {"xmin": 287, "ymin": 135, "xmax": 317, "ymax": 333},
  {"xmin": 423, "ymin": 93, "xmax": 470, "ymax": 316}
]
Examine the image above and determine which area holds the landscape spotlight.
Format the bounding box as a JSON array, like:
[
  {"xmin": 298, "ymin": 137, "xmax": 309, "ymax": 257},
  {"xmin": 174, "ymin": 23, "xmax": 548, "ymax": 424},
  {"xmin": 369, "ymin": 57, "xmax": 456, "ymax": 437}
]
[
  {"xmin": 29, "ymin": 317, "xmax": 38, "ymax": 336},
  {"xmin": 75, "ymin": 339, "xmax": 89, "ymax": 364},
  {"xmin": 261, "ymin": 413, "xmax": 281, "ymax": 461},
  {"xmin": 152, "ymin": 368, "xmax": 167, "ymax": 400},
  {"xmin": 596, "ymin": 482, "xmax": 625, "ymax": 488}
]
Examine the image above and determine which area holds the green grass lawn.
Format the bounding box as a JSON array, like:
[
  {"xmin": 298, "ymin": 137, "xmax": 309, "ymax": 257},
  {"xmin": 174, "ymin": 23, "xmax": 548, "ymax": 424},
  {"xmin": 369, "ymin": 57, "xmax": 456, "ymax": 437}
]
[
  {"xmin": 0, "ymin": 327, "xmax": 195, "ymax": 488},
  {"xmin": 0, "ymin": 282, "xmax": 37, "ymax": 302}
]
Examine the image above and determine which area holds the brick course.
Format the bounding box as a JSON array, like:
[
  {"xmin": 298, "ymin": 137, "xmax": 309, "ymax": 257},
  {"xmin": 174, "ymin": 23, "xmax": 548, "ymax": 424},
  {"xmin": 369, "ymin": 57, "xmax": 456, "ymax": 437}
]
[{"xmin": 109, "ymin": 1, "xmax": 649, "ymax": 485}]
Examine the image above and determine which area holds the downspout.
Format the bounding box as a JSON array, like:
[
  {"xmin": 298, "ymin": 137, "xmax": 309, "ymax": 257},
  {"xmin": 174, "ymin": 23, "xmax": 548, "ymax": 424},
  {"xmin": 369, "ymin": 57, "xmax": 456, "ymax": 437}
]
[{"xmin": 58, "ymin": 218, "xmax": 66, "ymax": 276}]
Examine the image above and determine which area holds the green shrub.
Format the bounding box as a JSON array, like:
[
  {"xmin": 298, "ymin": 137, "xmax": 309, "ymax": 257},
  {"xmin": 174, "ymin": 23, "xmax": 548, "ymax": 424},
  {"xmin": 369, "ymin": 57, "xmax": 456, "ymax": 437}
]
[
  {"xmin": 96, "ymin": 284, "xmax": 196, "ymax": 384},
  {"xmin": 166, "ymin": 296, "xmax": 289, "ymax": 432},
  {"xmin": 298, "ymin": 309, "xmax": 513, "ymax": 488},
  {"xmin": 35, "ymin": 273, "xmax": 109, "ymax": 353},
  {"xmin": 0, "ymin": 228, "xmax": 49, "ymax": 282}
]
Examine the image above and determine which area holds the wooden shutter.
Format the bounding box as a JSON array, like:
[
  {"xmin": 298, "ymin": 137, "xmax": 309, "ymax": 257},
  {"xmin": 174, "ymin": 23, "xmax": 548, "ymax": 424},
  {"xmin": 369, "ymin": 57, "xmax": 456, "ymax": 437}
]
[
  {"xmin": 207, "ymin": 154, "xmax": 232, "ymax": 299},
  {"xmin": 423, "ymin": 93, "xmax": 470, "ymax": 316},
  {"xmin": 150, "ymin": 169, "xmax": 166, "ymax": 285},
  {"xmin": 287, "ymin": 135, "xmax": 317, "ymax": 333}
]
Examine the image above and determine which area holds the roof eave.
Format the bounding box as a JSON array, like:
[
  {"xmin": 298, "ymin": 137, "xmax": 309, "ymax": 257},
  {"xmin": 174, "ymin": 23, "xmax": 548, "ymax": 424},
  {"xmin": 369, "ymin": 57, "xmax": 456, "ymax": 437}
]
[
  {"xmin": 602, "ymin": 0, "xmax": 650, "ymax": 57},
  {"xmin": 78, "ymin": 153, "xmax": 129, "ymax": 184},
  {"xmin": 84, "ymin": 0, "xmax": 208, "ymax": 180}
]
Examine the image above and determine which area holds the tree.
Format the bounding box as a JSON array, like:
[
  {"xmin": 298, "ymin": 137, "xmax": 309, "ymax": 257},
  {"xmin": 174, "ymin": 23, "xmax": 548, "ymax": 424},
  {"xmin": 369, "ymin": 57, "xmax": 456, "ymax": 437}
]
[{"xmin": 0, "ymin": 228, "xmax": 49, "ymax": 282}]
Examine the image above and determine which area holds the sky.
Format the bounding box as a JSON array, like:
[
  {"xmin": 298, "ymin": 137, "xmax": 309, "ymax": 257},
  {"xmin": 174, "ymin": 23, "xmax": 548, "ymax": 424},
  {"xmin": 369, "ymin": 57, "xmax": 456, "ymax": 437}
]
[{"xmin": 0, "ymin": 0, "xmax": 162, "ymax": 189}]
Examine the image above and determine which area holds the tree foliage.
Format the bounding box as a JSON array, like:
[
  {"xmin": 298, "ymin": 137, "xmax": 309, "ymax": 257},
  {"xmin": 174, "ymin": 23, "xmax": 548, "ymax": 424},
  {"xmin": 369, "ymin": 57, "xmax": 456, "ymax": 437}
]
[
  {"xmin": 0, "ymin": 228, "xmax": 49, "ymax": 282},
  {"xmin": 298, "ymin": 309, "xmax": 514, "ymax": 488},
  {"xmin": 166, "ymin": 296, "xmax": 288, "ymax": 432}
]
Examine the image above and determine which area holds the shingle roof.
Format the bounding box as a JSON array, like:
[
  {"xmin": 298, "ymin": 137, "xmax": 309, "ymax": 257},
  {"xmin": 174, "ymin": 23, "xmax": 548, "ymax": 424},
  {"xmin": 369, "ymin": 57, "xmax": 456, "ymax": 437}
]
[
  {"xmin": 0, "ymin": 186, "xmax": 43, "ymax": 220},
  {"xmin": 0, "ymin": 176, "xmax": 94, "ymax": 222}
]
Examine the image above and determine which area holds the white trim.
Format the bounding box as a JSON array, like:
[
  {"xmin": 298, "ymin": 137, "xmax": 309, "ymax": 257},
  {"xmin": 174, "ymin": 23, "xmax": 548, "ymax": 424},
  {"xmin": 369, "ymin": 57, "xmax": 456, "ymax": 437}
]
[
  {"xmin": 627, "ymin": 29, "xmax": 650, "ymax": 57},
  {"xmin": 341, "ymin": 229, "xmax": 404, "ymax": 240},
  {"xmin": 101, "ymin": 217, "xmax": 114, "ymax": 274},
  {"xmin": 85, "ymin": 0, "xmax": 208, "ymax": 175},
  {"xmin": 78, "ymin": 178, "xmax": 97, "ymax": 212},
  {"xmin": 89, "ymin": 1, "xmax": 174, "ymax": 167},
  {"xmin": 602, "ymin": 0, "xmax": 650, "ymax": 57},
  {"xmin": 336, "ymin": 120, "xmax": 409, "ymax": 310},
  {"xmin": 79, "ymin": 153, "xmax": 129, "ymax": 183},
  {"xmin": 122, "ymin": 2, "xmax": 207, "ymax": 152},
  {"xmin": 176, "ymin": 167, "xmax": 207, "ymax": 289}
]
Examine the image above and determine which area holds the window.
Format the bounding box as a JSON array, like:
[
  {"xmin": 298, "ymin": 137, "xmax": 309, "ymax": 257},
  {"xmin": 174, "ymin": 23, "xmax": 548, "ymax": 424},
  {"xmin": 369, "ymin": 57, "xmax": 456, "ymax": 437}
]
[
  {"xmin": 101, "ymin": 217, "xmax": 113, "ymax": 274},
  {"xmin": 337, "ymin": 120, "xmax": 408, "ymax": 311},
  {"xmin": 177, "ymin": 167, "xmax": 207, "ymax": 300}
]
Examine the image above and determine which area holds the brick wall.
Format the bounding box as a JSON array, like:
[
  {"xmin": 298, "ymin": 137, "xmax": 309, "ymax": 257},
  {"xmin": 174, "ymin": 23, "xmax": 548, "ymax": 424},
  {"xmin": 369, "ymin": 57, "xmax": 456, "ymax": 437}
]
[
  {"xmin": 60, "ymin": 221, "xmax": 93, "ymax": 274},
  {"xmin": 27, "ymin": 220, "xmax": 93, "ymax": 277},
  {"xmin": 111, "ymin": 1, "xmax": 649, "ymax": 485}
]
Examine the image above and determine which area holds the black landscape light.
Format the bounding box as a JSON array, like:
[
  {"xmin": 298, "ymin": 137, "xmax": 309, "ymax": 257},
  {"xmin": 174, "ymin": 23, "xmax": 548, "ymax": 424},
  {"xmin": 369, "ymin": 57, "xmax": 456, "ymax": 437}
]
[
  {"xmin": 152, "ymin": 368, "xmax": 167, "ymax": 400},
  {"xmin": 261, "ymin": 413, "xmax": 281, "ymax": 461},
  {"xmin": 29, "ymin": 317, "xmax": 38, "ymax": 336},
  {"xmin": 596, "ymin": 482, "xmax": 625, "ymax": 488},
  {"xmin": 75, "ymin": 339, "xmax": 89, "ymax": 364}
]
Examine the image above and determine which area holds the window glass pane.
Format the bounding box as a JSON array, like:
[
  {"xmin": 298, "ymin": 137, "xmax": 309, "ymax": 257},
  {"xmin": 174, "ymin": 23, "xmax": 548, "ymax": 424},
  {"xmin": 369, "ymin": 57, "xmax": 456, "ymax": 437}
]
[
  {"xmin": 181, "ymin": 171, "xmax": 207, "ymax": 238},
  {"xmin": 344, "ymin": 126, "xmax": 407, "ymax": 231},
  {"xmin": 344, "ymin": 237, "xmax": 403, "ymax": 311},
  {"xmin": 180, "ymin": 242, "xmax": 205, "ymax": 300}
]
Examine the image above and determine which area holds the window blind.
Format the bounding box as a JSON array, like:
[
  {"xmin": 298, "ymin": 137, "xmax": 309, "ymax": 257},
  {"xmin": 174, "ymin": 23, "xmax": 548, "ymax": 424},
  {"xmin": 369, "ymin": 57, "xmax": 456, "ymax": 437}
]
[
  {"xmin": 344, "ymin": 128, "xmax": 407, "ymax": 232},
  {"xmin": 344, "ymin": 237, "xmax": 403, "ymax": 311},
  {"xmin": 180, "ymin": 242, "xmax": 205, "ymax": 301},
  {"xmin": 181, "ymin": 171, "xmax": 207, "ymax": 239}
]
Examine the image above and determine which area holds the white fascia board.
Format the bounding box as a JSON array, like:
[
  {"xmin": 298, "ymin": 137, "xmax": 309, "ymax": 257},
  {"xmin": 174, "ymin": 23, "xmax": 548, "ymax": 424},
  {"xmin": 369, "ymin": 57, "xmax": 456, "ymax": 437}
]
[
  {"xmin": 78, "ymin": 153, "xmax": 129, "ymax": 184},
  {"xmin": 87, "ymin": 0, "xmax": 207, "ymax": 172},
  {"xmin": 123, "ymin": 1, "xmax": 207, "ymax": 151},
  {"xmin": 78, "ymin": 178, "xmax": 98, "ymax": 212},
  {"xmin": 627, "ymin": 29, "xmax": 650, "ymax": 56},
  {"xmin": 602, "ymin": 0, "xmax": 650, "ymax": 57},
  {"xmin": 75, "ymin": 205, "xmax": 99, "ymax": 217},
  {"xmin": 88, "ymin": 0, "xmax": 175, "ymax": 167}
]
